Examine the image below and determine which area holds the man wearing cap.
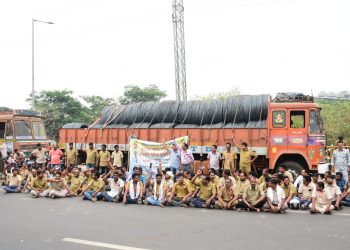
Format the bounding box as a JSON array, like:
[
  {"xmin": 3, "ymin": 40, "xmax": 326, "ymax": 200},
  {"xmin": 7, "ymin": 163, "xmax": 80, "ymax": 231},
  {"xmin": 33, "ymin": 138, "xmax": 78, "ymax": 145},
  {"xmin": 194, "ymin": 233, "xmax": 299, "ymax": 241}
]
[
  {"xmin": 98, "ymin": 144, "xmax": 110, "ymax": 175},
  {"xmin": 84, "ymin": 143, "xmax": 99, "ymax": 170}
]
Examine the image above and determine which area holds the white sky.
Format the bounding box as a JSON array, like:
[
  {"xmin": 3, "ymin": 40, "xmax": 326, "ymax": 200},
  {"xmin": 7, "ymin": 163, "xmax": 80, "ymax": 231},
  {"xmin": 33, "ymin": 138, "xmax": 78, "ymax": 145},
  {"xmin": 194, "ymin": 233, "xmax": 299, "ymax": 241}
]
[{"xmin": 0, "ymin": 0, "xmax": 349, "ymax": 109}]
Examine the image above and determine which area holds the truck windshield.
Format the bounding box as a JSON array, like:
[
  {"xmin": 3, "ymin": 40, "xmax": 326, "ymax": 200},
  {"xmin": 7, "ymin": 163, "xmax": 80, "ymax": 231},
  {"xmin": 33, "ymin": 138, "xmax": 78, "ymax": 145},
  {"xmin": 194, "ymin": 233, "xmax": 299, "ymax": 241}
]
[
  {"xmin": 33, "ymin": 122, "xmax": 47, "ymax": 140},
  {"xmin": 15, "ymin": 120, "xmax": 32, "ymax": 140},
  {"xmin": 309, "ymin": 109, "xmax": 322, "ymax": 134}
]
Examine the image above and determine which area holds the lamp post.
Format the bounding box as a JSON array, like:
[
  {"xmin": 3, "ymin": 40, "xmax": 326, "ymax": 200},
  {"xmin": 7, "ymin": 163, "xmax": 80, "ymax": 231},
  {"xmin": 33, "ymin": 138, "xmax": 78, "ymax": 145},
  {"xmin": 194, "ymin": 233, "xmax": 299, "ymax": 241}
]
[{"xmin": 32, "ymin": 18, "xmax": 54, "ymax": 110}]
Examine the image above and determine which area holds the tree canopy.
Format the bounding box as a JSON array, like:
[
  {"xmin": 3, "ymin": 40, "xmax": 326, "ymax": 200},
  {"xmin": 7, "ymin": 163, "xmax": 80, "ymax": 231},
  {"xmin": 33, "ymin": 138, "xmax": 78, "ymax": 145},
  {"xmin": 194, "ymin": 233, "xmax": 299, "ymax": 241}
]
[{"xmin": 119, "ymin": 84, "xmax": 167, "ymax": 104}]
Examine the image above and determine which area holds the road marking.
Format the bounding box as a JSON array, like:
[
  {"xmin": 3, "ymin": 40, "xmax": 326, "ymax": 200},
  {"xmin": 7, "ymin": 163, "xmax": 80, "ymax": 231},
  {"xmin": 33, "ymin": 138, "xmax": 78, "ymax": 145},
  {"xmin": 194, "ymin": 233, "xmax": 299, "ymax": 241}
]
[{"xmin": 62, "ymin": 238, "xmax": 150, "ymax": 250}]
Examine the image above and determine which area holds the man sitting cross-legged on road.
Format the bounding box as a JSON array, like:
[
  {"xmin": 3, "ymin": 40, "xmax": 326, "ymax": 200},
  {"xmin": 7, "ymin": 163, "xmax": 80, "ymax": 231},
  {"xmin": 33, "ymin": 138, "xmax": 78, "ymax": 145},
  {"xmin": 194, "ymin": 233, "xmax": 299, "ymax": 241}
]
[
  {"xmin": 101, "ymin": 171, "xmax": 124, "ymax": 202},
  {"xmin": 310, "ymin": 181, "xmax": 333, "ymax": 215},
  {"xmin": 238, "ymin": 175, "xmax": 266, "ymax": 212},
  {"xmin": 66, "ymin": 168, "xmax": 85, "ymax": 196},
  {"xmin": 48, "ymin": 172, "xmax": 70, "ymax": 199},
  {"xmin": 280, "ymin": 175, "xmax": 297, "ymax": 208},
  {"xmin": 81, "ymin": 171, "xmax": 105, "ymax": 202},
  {"xmin": 2, "ymin": 167, "xmax": 22, "ymax": 193},
  {"xmin": 235, "ymin": 172, "xmax": 250, "ymax": 211},
  {"xmin": 325, "ymin": 175, "xmax": 342, "ymax": 210},
  {"xmin": 215, "ymin": 177, "xmax": 238, "ymax": 210},
  {"xmin": 264, "ymin": 178, "xmax": 288, "ymax": 213},
  {"xmin": 298, "ymin": 175, "xmax": 315, "ymax": 210},
  {"xmin": 30, "ymin": 170, "xmax": 49, "ymax": 198},
  {"xmin": 167, "ymin": 173, "xmax": 193, "ymax": 207},
  {"xmin": 146, "ymin": 173, "xmax": 168, "ymax": 207},
  {"xmin": 123, "ymin": 173, "xmax": 144, "ymax": 205},
  {"xmin": 191, "ymin": 170, "xmax": 216, "ymax": 209}
]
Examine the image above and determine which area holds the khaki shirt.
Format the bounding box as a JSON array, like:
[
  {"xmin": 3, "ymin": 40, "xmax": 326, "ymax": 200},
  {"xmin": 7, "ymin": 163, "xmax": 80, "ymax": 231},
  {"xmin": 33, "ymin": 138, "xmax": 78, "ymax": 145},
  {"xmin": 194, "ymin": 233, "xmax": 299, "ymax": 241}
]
[
  {"xmin": 50, "ymin": 179, "xmax": 67, "ymax": 191},
  {"xmin": 7, "ymin": 174, "xmax": 22, "ymax": 186},
  {"xmin": 280, "ymin": 183, "xmax": 297, "ymax": 197},
  {"xmin": 284, "ymin": 171, "xmax": 294, "ymax": 183},
  {"xmin": 172, "ymin": 181, "xmax": 193, "ymax": 198},
  {"xmin": 99, "ymin": 150, "xmax": 110, "ymax": 167},
  {"xmin": 239, "ymin": 150, "xmax": 257, "ymax": 168},
  {"xmin": 312, "ymin": 189, "xmax": 332, "ymax": 206},
  {"xmin": 198, "ymin": 182, "xmax": 216, "ymax": 201},
  {"xmin": 66, "ymin": 149, "xmax": 78, "ymax": 165},
  {"xmin": 69, "ymin": 175, "xmax": 84, "ymax": 192},
  {"xmin": 222, "ymin": 151, "xmax": 237, "ymax": 170},
  {"xmin": 87, "ymin": 178, "xmax": 105, "ymax": 192},
  {"xmin": 31, "ymin": 177, "xmax": 48, "ymax": 190},
  {"xmin": 325, "ymin": 183, "xmax": 341, "ymax": 201},
  {"xmin": 219, "ymin": 186, "xmax": 236, "ymax": 202},
  {"xmin": 236, "ymin": 179, "xmax": 250, "ymax": 196},
  {"xmin": 111, "ymin": 150, "xmax": 123, "ymax": 167},
  {"xmin": 31, "ymin": 149, "xmax": 46, "ymax": 164},
  {"xmin": 86, "ymin": 148, "xmax": 99, "ymax": 164},
  {"xmin": 243, "ymin": 185, "xmax": 264, "ymax": 204},
  {"xmin": 298, "ymin": 182, "xmax": 315, "ymax": 199}
]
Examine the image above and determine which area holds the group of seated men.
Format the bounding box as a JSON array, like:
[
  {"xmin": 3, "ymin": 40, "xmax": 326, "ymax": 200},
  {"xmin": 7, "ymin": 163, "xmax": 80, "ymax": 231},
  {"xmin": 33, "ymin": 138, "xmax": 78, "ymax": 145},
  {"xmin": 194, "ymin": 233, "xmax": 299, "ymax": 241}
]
[{"xmin": 2, "ymin": 157, "xmax": 350, "ymax": 215}]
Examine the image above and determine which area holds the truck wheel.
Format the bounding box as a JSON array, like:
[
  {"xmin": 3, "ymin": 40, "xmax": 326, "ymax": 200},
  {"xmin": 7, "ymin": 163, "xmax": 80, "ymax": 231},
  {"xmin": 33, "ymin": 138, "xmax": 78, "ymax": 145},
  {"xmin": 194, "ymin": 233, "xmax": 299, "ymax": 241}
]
[{"xmin": 276, "ymin": 161, "xmax": 303, "ymax": 175}]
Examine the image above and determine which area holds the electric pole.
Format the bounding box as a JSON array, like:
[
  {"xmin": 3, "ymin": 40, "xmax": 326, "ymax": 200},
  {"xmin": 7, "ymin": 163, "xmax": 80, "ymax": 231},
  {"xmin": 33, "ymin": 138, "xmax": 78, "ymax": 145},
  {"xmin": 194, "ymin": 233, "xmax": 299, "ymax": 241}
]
[{"xmin": 172, "ymin": 0, "xmax": 187, "ymax": 101}]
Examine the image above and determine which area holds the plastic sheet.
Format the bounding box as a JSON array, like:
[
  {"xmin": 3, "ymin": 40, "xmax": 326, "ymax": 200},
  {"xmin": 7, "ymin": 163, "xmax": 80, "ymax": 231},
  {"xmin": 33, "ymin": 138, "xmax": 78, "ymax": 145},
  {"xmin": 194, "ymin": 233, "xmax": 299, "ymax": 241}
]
[
  {"xmin": 62, "ymin": 123, "xmax": 88, "ymax": 129},
  {"xmin": 96, "ymin": 95, "xmax": 269, "ymax": 128}
]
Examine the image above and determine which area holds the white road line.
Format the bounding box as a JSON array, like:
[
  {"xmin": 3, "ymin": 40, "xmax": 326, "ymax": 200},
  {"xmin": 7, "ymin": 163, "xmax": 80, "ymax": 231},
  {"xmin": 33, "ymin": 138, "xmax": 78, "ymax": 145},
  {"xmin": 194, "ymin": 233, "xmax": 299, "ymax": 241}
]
[{"xmin": 62, "ymin": 238, "xmax": 150, "ymax": 250}]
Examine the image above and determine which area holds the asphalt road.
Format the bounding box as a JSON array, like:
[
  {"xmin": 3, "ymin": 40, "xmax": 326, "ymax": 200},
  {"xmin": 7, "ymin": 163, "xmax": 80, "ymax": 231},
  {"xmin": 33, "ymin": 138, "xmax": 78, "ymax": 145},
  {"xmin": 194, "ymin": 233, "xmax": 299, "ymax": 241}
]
[{"xmin": 0, "ymin": 191, "xmax": 349, "ymax": 250}]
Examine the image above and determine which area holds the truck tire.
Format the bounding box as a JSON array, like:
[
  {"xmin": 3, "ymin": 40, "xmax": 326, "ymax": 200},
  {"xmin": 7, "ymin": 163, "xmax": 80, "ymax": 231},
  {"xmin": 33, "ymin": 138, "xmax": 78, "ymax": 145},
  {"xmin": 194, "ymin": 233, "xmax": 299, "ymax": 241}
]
[{"xmin": 276, "ymin": 161, "xmax": 303, "ymax": 175}]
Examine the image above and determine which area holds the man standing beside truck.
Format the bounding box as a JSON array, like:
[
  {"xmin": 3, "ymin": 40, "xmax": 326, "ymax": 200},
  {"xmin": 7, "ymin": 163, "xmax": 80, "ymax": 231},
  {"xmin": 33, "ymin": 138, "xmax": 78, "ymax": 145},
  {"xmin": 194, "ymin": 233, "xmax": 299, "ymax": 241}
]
[
  {"xmin": 232, "ymin": 137, "xmax": 258, "ymax": 176},
  {"xmin": 85, "ymin": 143, "xmax": 99, "ymax": 170},
  {"xmin": 222, "ymin": 142, "xmax": 237, "ymax": 172},
  {"xmin": 66, "ymin": 142, "xmax": 78, "ymax": 169},
  {"xmin": 331, "ymin": 140, "xmax": 350, "ymax": 181}
]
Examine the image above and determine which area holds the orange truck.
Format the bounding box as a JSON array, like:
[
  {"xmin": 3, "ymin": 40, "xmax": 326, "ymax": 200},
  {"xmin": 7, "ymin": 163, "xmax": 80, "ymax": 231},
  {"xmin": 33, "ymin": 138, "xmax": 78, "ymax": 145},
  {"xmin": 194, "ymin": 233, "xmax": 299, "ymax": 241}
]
[
  {"xmin": 58, "ymin": 94, "xmax": 326, "ymax": 173},
  {"xmin": 0, "ymin": 109, "xmax": 49, "ymax": 154}
]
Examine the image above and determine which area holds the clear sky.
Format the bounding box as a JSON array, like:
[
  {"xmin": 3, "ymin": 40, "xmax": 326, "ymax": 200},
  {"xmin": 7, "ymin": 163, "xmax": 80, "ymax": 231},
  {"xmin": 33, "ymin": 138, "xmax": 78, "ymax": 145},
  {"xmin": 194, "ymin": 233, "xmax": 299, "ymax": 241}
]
[{"xmin": 0, "ymin": 0, "xmax": 349, "ymax": 109}]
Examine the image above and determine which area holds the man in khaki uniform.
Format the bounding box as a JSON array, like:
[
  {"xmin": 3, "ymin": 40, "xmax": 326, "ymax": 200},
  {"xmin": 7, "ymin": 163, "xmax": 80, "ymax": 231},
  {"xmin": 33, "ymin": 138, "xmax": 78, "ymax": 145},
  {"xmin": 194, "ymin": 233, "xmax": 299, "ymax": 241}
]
[
  {"xmin": 66, "ymin": 142, "xmax": 78, "ymax": 168},
  {"xmin": 191, "ymin": 170, "xmax": 217, "ymax": 208},
  {"xmin": 81, "ymin": 171, "xmax": 105, "ymax": 202},
  {"xmin": 168, "ymin": 173, "xmax": 194, "ymax": 207},
  {"xmin": 30, "ymin": 171, "xmax": 49, "ymax": 198},
  {"xmin": 31, "ymin": 143, "xmax": 47, "ymax": 168},
  {"xmin": 98, "ymin": 144, "xmax": 110, "ymax": 175},
  {"xmin": 280, "ymin": 176, "xmax": 297, "ymax": 206},
  {"xmin": 240, "ymin": 176, "xmax": 266, "ymax": 211},
  {"xmin": 232, "ymin": 137, "xmax": 258, "ymax": 176},
  {"xmin": 310, "ymin": 182, "xmax": 333, "ymax": 214},
  {"xmin": 85, "ymin": 143, "xmax": 99, "ymax": 170},
  {"xmin": 111, "ymin": 145, "xmax": 123, "ymax": 168},
  {"xmin": 298, "ymin": 175, "xmax": 315, "ymax": 209},
  {"xmin": 222, "ymin": 142, "xmax": 237, "ymax": 171},
  {"xmin": 215, "ymin": 177, "xmax": 238, "ymax": 209}
]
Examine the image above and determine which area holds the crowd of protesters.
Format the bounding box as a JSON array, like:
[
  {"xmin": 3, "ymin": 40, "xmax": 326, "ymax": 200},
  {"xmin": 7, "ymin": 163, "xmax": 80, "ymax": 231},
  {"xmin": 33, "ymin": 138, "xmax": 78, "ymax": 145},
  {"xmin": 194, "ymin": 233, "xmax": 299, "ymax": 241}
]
[{"xmin": 1, "ymin": 138, "xmax": 350, "ymax": 215}]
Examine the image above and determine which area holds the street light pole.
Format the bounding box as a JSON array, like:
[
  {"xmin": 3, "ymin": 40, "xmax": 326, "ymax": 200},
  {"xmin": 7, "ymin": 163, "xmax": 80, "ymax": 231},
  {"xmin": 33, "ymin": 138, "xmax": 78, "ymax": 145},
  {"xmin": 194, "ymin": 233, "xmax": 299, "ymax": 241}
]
[{"xmin": 32, "ymin": 18, "xmax": 54, "ymax": 111}]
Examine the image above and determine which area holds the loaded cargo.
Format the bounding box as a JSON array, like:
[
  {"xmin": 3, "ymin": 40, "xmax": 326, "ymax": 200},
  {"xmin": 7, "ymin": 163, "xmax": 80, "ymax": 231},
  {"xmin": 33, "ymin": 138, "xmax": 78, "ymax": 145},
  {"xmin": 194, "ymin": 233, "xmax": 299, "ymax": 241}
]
[{"xmin": 58, "ymin": 93, "xmax": 326, "ymax": 172}]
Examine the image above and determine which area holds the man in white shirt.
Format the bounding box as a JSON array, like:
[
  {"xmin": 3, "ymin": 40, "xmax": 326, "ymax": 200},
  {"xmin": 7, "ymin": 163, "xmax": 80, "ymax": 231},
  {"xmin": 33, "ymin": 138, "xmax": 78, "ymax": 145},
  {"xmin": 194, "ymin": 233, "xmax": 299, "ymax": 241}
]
[
  {"xmin": 207, "ymin": 145, "xmax": 221, "ymax": 175},
  {"xmin": 101, "ymin": 171, "xmax": 124, "ymax": 202},
  {"xmin": 298, "ymin": 175, "xmax": 316, "ymax": 209},
  {"xmin": 294, "ymin": 169, "xmax": 308, "ymax": 189},
  {"xmin": 264, "ymin": 178, "xmax": 287, "ymax": 213}
]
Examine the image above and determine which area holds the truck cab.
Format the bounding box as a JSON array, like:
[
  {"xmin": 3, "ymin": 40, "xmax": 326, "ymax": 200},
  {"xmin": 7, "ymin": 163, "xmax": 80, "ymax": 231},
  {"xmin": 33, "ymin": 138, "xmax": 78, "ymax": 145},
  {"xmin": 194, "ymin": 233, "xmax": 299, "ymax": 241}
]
[
  {"xmin": 268, "ymin": 96, "xmax": 325, "ymax": 172},
  {"xmin": 0, "ymin": 110, "xmax": 49, "ymax": 155}
]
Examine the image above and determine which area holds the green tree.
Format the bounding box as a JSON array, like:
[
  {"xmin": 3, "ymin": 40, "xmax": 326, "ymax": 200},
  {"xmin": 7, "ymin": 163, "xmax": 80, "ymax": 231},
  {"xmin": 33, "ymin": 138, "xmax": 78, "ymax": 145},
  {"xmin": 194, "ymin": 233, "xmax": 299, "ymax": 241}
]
[
  {"xmin": 0, "ymin": 107, "xmax": 12, "ymax": 112},
  {"xmin": 119, "ymin": 84, "xmax": 167, "ymax": 104},
  {"xmin": 193, "ymin": 88, "xmax": 240, "ymax": 100},
  {"xmin": 318, "ymin": 100, "xmax": 350, "ymax": 145},
  {"xmin": 28, "ymin": 90, "xmax": 89, "ymax": 139},
  {"xmin": 81, "ymin": 95, "xmax": 116, "ymax": 123}
]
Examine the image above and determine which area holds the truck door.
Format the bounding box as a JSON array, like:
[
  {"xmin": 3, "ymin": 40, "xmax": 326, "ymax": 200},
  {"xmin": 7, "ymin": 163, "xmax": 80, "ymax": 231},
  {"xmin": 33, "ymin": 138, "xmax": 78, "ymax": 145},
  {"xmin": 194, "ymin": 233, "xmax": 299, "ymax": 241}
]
[
  {"xmin": 288, "ymin": 110, "xmax": 308, "ymax": 147},
  {"xmin": 269, "ymin": 109, "xmax": 288, "ymax": 155}
]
